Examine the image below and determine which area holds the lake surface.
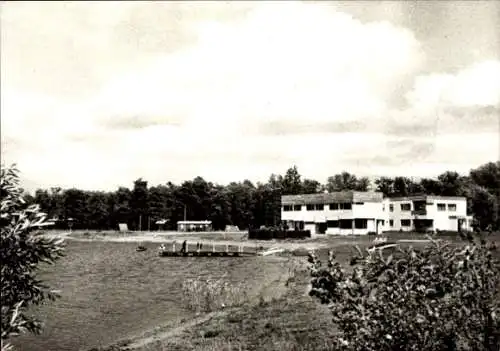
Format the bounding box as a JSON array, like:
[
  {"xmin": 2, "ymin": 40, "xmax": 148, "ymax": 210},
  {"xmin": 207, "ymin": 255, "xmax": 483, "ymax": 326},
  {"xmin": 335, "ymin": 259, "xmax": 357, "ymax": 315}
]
[{"xmin": 13, "ymin": 240, "xmax": 286, "ymax": 351}]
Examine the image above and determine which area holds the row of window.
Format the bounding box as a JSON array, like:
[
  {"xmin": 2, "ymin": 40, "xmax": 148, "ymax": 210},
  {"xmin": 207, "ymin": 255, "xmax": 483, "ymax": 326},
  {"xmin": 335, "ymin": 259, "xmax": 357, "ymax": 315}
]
[
  {"xmin": 387, "ymin": 203, "xmax": 457, "ymax": 212},
  {"xmin": 283, "ymin": 203, "xmax": 355, "ymax": 212},
  {"xmin": 284, "ymin": 202, "xmax": 458, "ymax": 213}
]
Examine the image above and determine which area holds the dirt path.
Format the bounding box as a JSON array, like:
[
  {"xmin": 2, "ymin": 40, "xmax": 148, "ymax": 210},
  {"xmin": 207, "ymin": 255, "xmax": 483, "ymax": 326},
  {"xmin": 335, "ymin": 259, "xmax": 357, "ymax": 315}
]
[{"xmin": 122, "ymin": 309, "xmax": 234, "ymax": 350}]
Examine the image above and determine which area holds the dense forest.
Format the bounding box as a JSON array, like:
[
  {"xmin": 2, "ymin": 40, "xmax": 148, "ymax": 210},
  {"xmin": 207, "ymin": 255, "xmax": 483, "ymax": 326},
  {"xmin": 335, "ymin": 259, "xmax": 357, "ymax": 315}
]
[{"xmin": 22, "ymin": 161, "xmax": 499, "ymax": 231}]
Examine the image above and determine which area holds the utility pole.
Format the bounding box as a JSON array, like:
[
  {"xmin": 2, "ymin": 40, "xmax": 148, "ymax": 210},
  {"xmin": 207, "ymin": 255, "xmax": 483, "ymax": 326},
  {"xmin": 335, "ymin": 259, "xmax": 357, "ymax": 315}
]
[
  {"xmin": 148, "ymin": 216, "xmax": 151, "ymax": 232},
  {"xmin": 184, "ymin": 204, "xmax": 187, "ymax": 221},
  {"xmin": 139, "ymin": 215, "xmax": 142, "ymax": 232}
]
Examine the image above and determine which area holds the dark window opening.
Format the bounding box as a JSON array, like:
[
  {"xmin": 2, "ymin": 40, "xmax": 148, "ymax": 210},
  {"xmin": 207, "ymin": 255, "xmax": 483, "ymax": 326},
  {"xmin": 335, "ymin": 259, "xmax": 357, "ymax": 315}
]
[
  {"xmin": 327, "ymin": 220, "xmax": 339, "ymax": 228},
  {"xmin": 283, "ymin": 205, "xmax": 292, "ymax": 212},
  {"xmin": 339, "ymin": 219, "xmax": 352, "ymax": 229},
  {"xmin": 315, "ymin": 204, "xmax": 324, "ymax": 211},
  {"xmin": 354, "ymin": 219, "xmax": 368, "ymax": 229},
  {"xmin": 329, "ymin": 203, "xmax": 338, "ymax": 210},
  {"xmin": 340, "ymin": 203, "xmax": 352, "ymax": 210},
  {"xmin": 401, "ymin": 219, "xmax": 411, "ymax": 227},
  {"xmin": 293, "ymin": 205, "xmax": 302, "ymax": 211},
  {"xmin": 306, "ymin": 204, "xmax": 315, "ymax": 211},
  {"xmin": 401, "ymin": 203, "xmax": 411, "ymax": 211}
]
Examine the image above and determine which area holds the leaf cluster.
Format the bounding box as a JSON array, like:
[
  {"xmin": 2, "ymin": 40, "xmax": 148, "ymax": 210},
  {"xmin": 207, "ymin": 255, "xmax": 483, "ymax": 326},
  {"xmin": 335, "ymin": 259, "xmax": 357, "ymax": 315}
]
[{"xmin": 308, "ymin": 235, "xmax": 500, "ymax": 350}]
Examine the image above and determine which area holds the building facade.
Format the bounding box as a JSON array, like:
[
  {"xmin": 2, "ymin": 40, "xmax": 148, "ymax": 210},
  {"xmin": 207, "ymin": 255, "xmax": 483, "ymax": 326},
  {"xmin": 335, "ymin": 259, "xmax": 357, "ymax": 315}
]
[
  {"xmin": 382, "ymin": 195, "xmax": 473, "ymax": 233},
  {"xmin": 177, "ymin": 220, "xmax": 212, "ymax": 232},
  {"xmin": 281, "ymin": 192, "xmax": 472, "ymax": 236},
  {"xmin": 281, "ymin": 192, "xmax": 386, "ymax": 235}
]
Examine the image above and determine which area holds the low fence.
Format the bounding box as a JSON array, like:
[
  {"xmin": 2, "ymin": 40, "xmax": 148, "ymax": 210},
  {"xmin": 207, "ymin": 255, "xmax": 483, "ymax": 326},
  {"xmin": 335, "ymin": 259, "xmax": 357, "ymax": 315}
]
[{"xmin": 248, "ymin": 229, "xmax": 311, "ymax": 240}]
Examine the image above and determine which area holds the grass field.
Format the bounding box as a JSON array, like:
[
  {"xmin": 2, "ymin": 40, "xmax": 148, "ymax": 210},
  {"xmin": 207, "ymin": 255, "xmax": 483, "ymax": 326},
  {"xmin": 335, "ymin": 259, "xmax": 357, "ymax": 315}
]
[{"xmin": 12, "ymin": 231, "xmax": 500, "ymax": 351}]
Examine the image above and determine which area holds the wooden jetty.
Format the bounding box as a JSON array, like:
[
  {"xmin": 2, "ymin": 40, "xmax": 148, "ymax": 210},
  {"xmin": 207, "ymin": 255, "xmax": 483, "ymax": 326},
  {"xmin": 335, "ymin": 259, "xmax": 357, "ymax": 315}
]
[{"xmin": 158, "ymin": 242, "xmax": 257, "ymax": 258}]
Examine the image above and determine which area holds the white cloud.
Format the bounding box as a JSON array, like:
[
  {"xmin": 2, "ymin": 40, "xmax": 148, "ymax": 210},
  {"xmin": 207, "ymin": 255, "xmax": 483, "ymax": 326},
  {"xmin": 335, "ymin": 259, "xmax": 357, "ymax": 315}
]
[{"xmin": 1, "ymin": 2, "xmax": 498, "ymax": 191}]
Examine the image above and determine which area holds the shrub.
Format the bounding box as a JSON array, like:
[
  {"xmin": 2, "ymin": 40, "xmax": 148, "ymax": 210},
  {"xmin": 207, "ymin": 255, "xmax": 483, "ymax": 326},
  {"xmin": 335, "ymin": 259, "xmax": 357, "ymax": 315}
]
[
  {"xmin": 181, "ymin": 276, "xmax": 248, "ymax": 313},
  {"xmin": 308, "ymin": 234, "xmax": 500, "ymax": 351},
  {"xmin": 1, "ymin": 165, "xmax": 65, "ymax": 350}
]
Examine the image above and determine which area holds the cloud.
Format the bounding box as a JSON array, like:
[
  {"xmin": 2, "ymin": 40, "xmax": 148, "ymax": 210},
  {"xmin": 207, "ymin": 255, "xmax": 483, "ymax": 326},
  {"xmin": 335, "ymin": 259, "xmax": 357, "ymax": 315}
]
[{"xmin": 1, "ymin": 2, "xmax": 499, "ymax": 191}]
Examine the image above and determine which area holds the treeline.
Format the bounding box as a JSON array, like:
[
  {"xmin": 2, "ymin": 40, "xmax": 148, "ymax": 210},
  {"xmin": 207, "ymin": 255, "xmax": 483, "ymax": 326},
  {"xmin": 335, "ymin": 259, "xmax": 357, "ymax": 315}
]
[{"xmin": 23, "ymin": 161, "xmax": 500, "ymax": 231}]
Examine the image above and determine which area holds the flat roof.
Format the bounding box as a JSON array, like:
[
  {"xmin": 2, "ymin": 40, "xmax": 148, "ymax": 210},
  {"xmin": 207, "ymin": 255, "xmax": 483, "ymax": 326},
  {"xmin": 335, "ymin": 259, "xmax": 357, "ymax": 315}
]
[
  {"xmin": 387, "ymin": 195, "xmax": 467, "ymax": 201},
  {"xmin": 281, "ymin": 191, "xmax": 383, "ymax": 205}
]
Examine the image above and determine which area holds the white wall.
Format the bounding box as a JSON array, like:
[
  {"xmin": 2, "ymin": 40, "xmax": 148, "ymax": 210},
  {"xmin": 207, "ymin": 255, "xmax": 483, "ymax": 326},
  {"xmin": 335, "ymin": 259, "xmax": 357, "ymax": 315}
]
[
  {"xmin": 282, "ymin": 195, "xmax": 470, "ymax": 236},
  {"xmin": 381, "ymin": 196, "xmax": 469, "ymax": 233}
]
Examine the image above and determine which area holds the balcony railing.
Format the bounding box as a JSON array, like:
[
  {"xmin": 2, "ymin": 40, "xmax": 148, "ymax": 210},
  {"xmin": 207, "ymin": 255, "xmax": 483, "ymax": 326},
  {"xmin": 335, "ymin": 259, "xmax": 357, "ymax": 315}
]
[{"xmin": 412, "ymin": 209, "xmax": 427, "ymax": 216}]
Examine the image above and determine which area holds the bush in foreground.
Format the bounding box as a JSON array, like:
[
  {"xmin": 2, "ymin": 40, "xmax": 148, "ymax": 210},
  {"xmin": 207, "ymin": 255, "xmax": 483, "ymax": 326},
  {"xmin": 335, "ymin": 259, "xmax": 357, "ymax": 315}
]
[
  {"xmin": 308, "ymin": 235, "xmax": 500, "ymax": 351},
  {"xmin": 1, "ymin": 165, "xmax": 65, "ymax": 351}
]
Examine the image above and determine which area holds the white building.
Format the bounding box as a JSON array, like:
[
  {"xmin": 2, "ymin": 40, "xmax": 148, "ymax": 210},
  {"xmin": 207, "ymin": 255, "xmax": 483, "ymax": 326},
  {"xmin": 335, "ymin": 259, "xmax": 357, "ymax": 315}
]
[
  {"xmin": 281, "ymin": 192, "xmax": 473, "ymax": 236},
  {"xmin": 177, "ymin": 220, "xmax": 212, "ymax": 232},
  {"xmin": 382, "ymin": 195, "xmax": 473, "ymax": 233},
  {"xmin": 281, "ymin": 191, "xmax": 386, "ymax": 235}
]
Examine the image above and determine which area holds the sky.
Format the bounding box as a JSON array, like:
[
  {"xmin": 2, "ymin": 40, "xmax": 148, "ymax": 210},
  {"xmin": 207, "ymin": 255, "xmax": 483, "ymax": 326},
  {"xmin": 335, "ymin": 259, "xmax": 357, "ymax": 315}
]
[{"xmin": 1, "ymin": 1, "xmax": 499, "ymax": 192}]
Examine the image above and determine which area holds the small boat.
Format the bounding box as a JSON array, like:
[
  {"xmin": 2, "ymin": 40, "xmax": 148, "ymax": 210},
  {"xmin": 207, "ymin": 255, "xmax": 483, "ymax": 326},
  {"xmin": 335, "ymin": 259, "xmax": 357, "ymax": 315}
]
[{"xmin": 136, "ymin": 245, "xmax": 147, "ymax": 252}]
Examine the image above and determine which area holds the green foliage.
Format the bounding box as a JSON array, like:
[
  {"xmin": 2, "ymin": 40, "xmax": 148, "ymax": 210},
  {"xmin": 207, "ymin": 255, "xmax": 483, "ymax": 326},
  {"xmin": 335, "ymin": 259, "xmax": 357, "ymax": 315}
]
[
  {"xmin": 19, "ymin": 161, "xmax": 500, "ymax": 232},
  {"xmin": 1, "ymin": 165, "xmax": 65, "ymax": 350},
  {"xmin": 308, "ymin": 235, "xmax": 500, "ymax": 350},
  {"xmin": 326, "ymin": 172, "xmax": 370, "ymax": 192}
]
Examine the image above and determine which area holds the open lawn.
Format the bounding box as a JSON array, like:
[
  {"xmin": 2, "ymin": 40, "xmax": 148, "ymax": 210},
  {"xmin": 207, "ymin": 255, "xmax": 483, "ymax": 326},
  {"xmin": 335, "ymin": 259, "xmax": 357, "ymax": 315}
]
[{"xmin": 13, "ymin": 231, "xmax": 500, "ymax": 351}]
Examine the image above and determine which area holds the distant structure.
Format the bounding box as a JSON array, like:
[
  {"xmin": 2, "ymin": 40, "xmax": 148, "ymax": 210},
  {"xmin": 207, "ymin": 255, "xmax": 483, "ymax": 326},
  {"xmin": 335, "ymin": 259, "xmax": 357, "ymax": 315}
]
[
  {"xmin": 281, "ymin": 192, "xmax": 473, "ymax": 236},
  {"xmin": 177, "ymin": 220, "xmax": 212, "ymax": 232}
]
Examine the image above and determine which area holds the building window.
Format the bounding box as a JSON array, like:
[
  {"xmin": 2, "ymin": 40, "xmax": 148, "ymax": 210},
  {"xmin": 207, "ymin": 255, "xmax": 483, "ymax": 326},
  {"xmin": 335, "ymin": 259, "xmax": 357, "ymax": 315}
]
[
  {"xmin": 315, "ymin": 204, "xmax": 324, "ymax": 211},
  {"xmin": 306, "ymin": 204, "xmax": 315, "ymax": 211},
  {"xmin": 437, "ymin": 203, "xmax": 446, "ymax": 211},
  {"xmin": 293, "ymin": 205, "xmax": 302, "ymax": 211},
  {"xmin": 329, "ymin": 203, "xmax": 338, "ymax": 210},
  {"xmin": 389, "ymin": 204, "xmax": 394, "ymax": 212},
  {"xmin": 354, "ymin": 219, "xmax": 367, "ymax": 229},
  {"xmin": 401, "ymin": 219, "xmax": 411, "ymax": 227},
  {"xmin": 448, "ymin": 204, "xmax": 456, "ymax": 211},
  {"xmin": 401, "ymin": 203, "xmax": 411, "ymax": 211},
  {"xmin": 283, "ymin": 205, "xmax": 292, "ymax": 212},
  {"xmin": 354, "ymin": 202, "xmax": 364, "ymax": 205},
  {"xmin": 339, "ymin": 219, "xmax": 352, "ymax": 229},
  {"xmin": 389, "ymin": 220, "xmax": 394, "ymax": 227},
  {"xmin": 340, "ymin": 203, "xmax": 352, "ymax": 210},
  {"xmin": 327, "ymin": 220, "xmax": 338, "ymax": 228}
]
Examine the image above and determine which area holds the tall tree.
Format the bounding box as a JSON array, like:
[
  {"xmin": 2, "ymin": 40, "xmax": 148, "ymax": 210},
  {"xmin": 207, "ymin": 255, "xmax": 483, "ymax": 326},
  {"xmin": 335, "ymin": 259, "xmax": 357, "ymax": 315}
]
[
  {"xmin": 355, "ymin": 177, "xmax": 371, "ymax": 191},
  {"xmin": 327, "ymin": 172, "xmax": 358, "ymax": 192},
  {"xmin": 374, "ymin": 177, "xmax": 394, "ymax": 196},
  {"xmin": 470, "ymin": 161, "xmax": 500, "ymax": 196},
  {"xmin": 86, "ymin": 192, "xmax": 110, "ymax": 229},
  {"xmin": 437, "ymin": 171, "xmax": 465, "ymax": 197},
  {"xmin": 130, "ymin": 178, "xmax": 149, "ymax": 230},
  {"xmin": 282, "ymin": 165, "xmax": 302, "ymax": 195},
  {"xmin": 63, "ymin": 189, "xmax": 88, "ymax": 229},
  {"xmin": 302, "ymin": 178, "xmax": 321, "ymax": 194}
]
